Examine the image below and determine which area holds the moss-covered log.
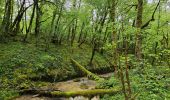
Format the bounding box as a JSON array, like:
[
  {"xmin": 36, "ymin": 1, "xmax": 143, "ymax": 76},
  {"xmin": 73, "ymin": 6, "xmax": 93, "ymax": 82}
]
[
  {"xmin": 21, "ymin": 88, "xmax": 121, "ymax": 97},
  {"xmin": 71, "ymin": 58, "xmax": 104, "ymax": 81}
]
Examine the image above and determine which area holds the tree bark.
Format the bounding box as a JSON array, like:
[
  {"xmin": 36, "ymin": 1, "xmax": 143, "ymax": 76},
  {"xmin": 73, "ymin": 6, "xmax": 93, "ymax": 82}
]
[
  {"xmin": 34, "ymin": 0, "xmax": 41, "ymax": 46},
  {"xmin": 0, "ymin": 0, "xmax": 12, "ymax": 37},
  {"xmin": 135, "ymin": 0, "xmax": 143, "ymax": 60}
]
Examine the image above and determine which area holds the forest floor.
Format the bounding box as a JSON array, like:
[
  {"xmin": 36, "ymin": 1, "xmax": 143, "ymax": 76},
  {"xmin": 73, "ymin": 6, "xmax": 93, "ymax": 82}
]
[
  {"xmin": 0, "ymin": 42, "xmax": 111, "ymax": 82},
  {"xmin": 0, "ymin": 42, "xmax": 169, "ymax": 100},
  {"xmin": 0, "ymin": 42, "xmax": 113, "ymax": 99}
]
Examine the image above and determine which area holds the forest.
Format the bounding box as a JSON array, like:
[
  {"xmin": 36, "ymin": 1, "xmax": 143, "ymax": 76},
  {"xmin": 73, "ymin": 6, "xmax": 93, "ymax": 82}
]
[{"xmin": 0, "ymin": 0, "xmax": 170, "ymax": 100}]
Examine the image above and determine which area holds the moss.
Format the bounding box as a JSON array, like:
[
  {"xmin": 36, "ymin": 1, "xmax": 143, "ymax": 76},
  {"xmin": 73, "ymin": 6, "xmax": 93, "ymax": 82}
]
[
  {"xmin": 16, "ymin": 88, "xmax": 120, "ymax": 97},
  {"xmin": 71, "ymin": 58, "xmax": 104, "ymax": 81},
  {"xmin": 50, "ymin": 88, "xmax": 121, "ymax": 97}
]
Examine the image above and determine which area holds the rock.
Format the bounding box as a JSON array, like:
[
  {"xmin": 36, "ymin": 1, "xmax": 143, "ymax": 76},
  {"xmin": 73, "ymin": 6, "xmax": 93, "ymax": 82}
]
[
  {"xmin": 68, "ymin": 97, "xmax": 74, "ymax": 100},
  {"xmin": 91, "ymin": 95, "xmax": 100, "ymax": 100},
  {"xmin": 73, "ymin": 96, "xmax": 89, "ymax": 100}
]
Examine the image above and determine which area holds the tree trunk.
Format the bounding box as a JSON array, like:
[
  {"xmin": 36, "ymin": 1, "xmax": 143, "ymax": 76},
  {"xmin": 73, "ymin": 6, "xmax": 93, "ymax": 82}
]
[
  {"xmin": 78, "ymin": 22, "xmax": 85, "ymax": 43},
  {"xmin": 89, "ymin": 40, "xmax": 97, "ymax": 65},
  {"xmin": 135, "ymin": 0, "xmax": 143, "ymax": 60},
  {"xmin": 23, "ymin": 2, "xmax": 36, "ymax": 42},
  {"xmin": 10, "ymin": 0, "xmax": 26, "ymax": 35},
  {"xmin": 34, "ymin": 0, "xmax": 41, "ymax": 46},
  {"xmin": 0, "ymin": 0, "xmax": 12, "ymax": 38},
  {"xmin": 110, "ymin": 0, "xmax": 117, "ymax": 76},
  {"xmin": 71, "ymin": 58, "xmax": 104, "ymax": 81},
  {"xmin": 20, "ymin": 88, "xmax": 121, "ymax": 97}
]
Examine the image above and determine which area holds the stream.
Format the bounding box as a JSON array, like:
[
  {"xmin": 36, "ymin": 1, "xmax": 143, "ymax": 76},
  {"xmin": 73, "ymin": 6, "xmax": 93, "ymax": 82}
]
[{"xmin": 15, "ymin": 73, "xmax": 113, "ymax": 100}]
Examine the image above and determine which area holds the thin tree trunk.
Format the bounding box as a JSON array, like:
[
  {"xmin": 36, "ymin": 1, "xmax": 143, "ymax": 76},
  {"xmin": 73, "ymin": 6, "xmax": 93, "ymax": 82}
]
[
  {"xmin": 89, "ymin": 42, "xmax": 96, "ymax": 65},
  {"xmin": 152, "ymin": 3, "xmax": 161, "ymax": 65},
  {"xmin": 120, "ymin": 67, "xmax": 128, "ymax": 100},
  {"xmin": 23, "ymin": 2, "xmax": 36, "ymax": 42},
  {"xmin": 125, "ymin": 37, "xmax": 132, "ymax": 99},
  {"xmin": 1, "ymin": 0, "xmax": 12, "ymax": 36},
  {"xmin": 110, "ymin": 0, "xmax": 117, "ymax": 76},
  {"xmin": 78, "ymin": 22, "xmax": 85, "ymax": 43},
  {"xmin": 34, "ymin": 0, "xmax": 41, "ymax": 46},
  {"xmin": 135, "ymin": 0, "xmax": 143, "ymax": 60},
  {"xmin": 53, "ymin": 0, "xmax": 65, "ymax": 43}
]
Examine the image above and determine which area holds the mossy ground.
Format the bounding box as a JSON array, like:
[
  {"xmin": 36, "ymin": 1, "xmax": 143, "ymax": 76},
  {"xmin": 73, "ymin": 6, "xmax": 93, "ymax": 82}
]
[
  {"xmin": 0, "ymin": 42, "xmax": 111, "ymax": 80},
  {"xmin": 0, "ymin": 42, "xmax": 169, "ymax": 100},
  {"xmin": 0, "ymin": 42, "xmax": 111, "ymax": 99}
]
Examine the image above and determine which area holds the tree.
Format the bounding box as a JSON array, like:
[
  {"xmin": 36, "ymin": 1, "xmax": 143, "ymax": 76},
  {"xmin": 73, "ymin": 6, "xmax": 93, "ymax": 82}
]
[
  {"xmin": 135, "ymin": 0, "xmax": 143, "ymax": 60},
  {"xmin": 0, "ymin": 0, "xmax": 13, "ymax": 39}
]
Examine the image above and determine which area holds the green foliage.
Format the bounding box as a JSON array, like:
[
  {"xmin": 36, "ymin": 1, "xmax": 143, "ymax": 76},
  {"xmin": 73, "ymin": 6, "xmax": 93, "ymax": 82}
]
[
  {"xmin": 96, "ymin": 76, "xmax": 120, "ymax": 89},
  {"xmin": 98, "ymin": 61, "xmax": 170, "ymax": 100},
  {"xmin": 0, "ymin": 42, "xmax": 109, "ymax": 99},
  {"xmin": 131, "ymin": 64, "xmax": 170, "ymax": 100},
  {"xmin": 0, "ymin": 0, "xmax": 170, "ymax": 99},
  {"xmin": 0, "ymin": 89, "xmax": 18, "ymax": 100}
]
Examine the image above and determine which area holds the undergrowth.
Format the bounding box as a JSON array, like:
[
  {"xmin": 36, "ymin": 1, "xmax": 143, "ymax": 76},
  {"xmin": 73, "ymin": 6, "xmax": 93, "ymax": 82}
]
[
  {"xmin": 0, "ymin": 42, "xmax": 169, "ymax": 100},
  {"xmin": 0, "ymin": 42, "xmax": 109, "ymax": 99}
]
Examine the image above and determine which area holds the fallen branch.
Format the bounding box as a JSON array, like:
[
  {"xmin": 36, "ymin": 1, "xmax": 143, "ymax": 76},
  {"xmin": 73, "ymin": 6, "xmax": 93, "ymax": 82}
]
[
  {"xmin": 20, "ymin": 88, "xmax": 121, "ymax": 97},
  {"xmin": 71, "ymin": 58, "xmax": 104, "ymax": 81}
]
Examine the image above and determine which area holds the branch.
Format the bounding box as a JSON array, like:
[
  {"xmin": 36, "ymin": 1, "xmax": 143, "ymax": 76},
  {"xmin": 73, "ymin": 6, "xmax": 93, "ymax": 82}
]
[
  {"xmin": 125, "ymin": 4, "xmax": 138, "ymax": 13},
  {"xmin": 39, "ymin": 16, "xmax": 53, "ymax": 23},
  {"xmin": 141, "ymin": 0, "xmax": 160, "ymax": 29},
  {"xmin": 40, "ymin": 0, "xmax": 59, "ymax": 7},
  {"xmin": 71, "ymin": 58, "xmax": 104, "ymax": 81}
]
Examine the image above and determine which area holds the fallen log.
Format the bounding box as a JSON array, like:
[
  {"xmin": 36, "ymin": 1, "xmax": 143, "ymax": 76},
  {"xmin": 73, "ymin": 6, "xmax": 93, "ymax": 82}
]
[
  {"xmin": 71, "ymin": 58, "xmax": 104, "ymax": 81},
  {"xmin": 20, "ymin": 88, "xmax": 121, "ymax": 97}
]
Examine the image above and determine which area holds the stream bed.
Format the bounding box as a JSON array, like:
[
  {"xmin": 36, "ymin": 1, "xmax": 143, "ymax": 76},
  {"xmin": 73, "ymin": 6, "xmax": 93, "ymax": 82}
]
[{"xmin": 15, "ymin": 73, "xmax": 113, "ymax": 100}]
